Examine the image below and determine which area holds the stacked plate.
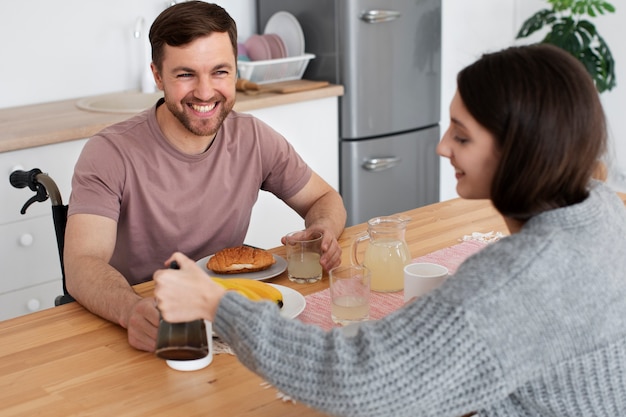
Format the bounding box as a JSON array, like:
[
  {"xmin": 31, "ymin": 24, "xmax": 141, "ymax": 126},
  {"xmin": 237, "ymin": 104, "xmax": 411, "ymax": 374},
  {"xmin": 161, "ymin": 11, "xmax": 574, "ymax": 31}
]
[
  {"xmin": 244, "ymin": 33, "xmax": 287, "ymax": 61},
  {"xmin": 263, "ymin": 11, "xmax": 305, "ymax": 58},
  {"xmin": 243, "ymin": 11, "xmax": 305, "ymax": 61}
]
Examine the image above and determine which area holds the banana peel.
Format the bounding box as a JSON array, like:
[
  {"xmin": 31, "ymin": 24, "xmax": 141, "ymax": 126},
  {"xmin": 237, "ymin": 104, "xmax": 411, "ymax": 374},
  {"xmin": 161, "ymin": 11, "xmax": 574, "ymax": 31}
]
[{"xmin": 212, "ymin": 277, "xmax": 284, "ymax": 309}]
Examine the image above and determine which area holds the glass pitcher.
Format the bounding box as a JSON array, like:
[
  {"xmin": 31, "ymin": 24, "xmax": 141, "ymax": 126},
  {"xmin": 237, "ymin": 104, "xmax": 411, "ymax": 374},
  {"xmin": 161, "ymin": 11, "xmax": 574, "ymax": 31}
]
[{"xmin": 351, "ymin": 215, "xmax": 411, "ymax": 292}]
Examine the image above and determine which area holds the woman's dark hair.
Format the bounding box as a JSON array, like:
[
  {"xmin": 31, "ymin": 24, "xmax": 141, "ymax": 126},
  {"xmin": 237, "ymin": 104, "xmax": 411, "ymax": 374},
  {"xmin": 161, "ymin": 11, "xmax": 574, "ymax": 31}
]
[
  {"xmin": 457, "ymin": 44, "xmax": 607, "ymax": 220},
  {"xmin": 149, "ymin": 1, "xmax": 238, "ymax": 71}
]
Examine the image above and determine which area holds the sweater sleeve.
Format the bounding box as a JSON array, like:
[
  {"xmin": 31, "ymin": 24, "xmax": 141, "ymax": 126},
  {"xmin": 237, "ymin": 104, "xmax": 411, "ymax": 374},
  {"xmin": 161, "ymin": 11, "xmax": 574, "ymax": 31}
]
[{"xmin": 213, "ymin": 292, "xmax": 510, "ymax": 417}]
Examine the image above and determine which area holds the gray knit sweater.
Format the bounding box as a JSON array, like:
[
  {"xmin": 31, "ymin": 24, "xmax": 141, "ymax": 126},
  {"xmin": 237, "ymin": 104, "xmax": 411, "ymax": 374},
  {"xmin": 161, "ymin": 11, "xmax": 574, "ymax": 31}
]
[{"xmin": 214, "ymin": 181, "xmax": 626, "ymax": 416}]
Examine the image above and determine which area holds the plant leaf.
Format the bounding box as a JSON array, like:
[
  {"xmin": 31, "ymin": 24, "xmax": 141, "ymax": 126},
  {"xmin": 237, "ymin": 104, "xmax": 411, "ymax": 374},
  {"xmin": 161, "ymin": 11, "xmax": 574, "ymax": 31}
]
[
  {"xmin": 595, "ymin": 34, "xmax": 617, "ymax": 91},
  {"xmin": 577, "ymin": 19, "xmax": 597, "ymax": 35},
  {"xmin": 549, "ymin": 0, "xmax": 572, "ymax": 12},
  {"xmin": 573, "ymin": 37, "xmax": 616, "ymax": 92},
  {"xmin": 521, "ymin": 0, "xmax": 616, "ymax": 92},
  {"xmin": 575, "ymin": 20, "xmax": 596, "ymax": 48},
  {"xmin": 516, "ymin": 9, "xmax": 555, "ymax": 38},
  {"xmin": 601, "ymin": 2, "xmax": 616, "ymax": 13},
  {"xmin": 545, "ymin": 18, "xmax": 578, "ymax": 50}
]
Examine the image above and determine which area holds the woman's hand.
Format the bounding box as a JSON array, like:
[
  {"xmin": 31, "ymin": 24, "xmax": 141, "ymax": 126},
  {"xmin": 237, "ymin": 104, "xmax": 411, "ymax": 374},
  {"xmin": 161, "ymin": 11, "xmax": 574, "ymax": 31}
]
[{"xmin": 153, "ymin": 252, "xmax": 226, "ymax": 323}]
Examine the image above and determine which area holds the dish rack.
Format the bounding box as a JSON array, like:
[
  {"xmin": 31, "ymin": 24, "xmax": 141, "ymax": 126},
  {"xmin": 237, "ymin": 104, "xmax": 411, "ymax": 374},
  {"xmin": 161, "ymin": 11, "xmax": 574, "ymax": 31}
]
[{"xmin": 237, "ymin": 53, "xmax": 315, "ymax": 84}]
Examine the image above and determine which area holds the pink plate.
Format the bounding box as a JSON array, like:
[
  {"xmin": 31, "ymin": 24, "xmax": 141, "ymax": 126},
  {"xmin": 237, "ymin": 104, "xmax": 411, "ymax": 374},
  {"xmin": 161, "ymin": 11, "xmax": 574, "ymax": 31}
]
[
  {"xmin": 244, "ymin": 34, "xmax": 272, "ymax": 61},
  {"xmin": 265, "ymin": 33, "xmax": 287, "ymax": 59}
]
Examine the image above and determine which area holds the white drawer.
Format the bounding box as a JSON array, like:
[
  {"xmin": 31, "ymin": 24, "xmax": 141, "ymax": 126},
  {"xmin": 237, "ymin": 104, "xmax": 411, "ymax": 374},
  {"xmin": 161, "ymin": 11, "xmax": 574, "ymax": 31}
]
[
  {"xmin": 1, "ymin": 139, "xmax": 87, "ymax": 224},
  {"xmin": 0, "ymin": 280, "xmax": 62, "ymax": 321},
  {"xmin": 0, "ymin": 216, "xmax": 63, "ymax": 293}
]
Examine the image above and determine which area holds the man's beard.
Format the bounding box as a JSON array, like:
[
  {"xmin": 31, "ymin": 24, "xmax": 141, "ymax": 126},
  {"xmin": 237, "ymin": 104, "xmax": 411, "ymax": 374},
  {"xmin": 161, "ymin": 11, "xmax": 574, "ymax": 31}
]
[{"xmin": 165, "ymin": 95, "xmax": 234, "ymax": 137}]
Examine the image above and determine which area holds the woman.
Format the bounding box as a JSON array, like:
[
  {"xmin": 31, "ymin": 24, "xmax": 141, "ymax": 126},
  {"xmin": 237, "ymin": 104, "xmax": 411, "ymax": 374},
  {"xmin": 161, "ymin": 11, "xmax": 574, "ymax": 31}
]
[{"xmin": 154, "ymin": 44, "xmax": 626, "ymax": 416}]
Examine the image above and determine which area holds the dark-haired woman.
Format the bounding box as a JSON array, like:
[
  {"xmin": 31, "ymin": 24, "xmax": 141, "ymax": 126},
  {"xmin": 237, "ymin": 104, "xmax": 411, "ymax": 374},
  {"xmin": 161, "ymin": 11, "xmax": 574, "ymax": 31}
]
[{"xmin": 154, "ymin": 44, "xmax": 626, "ymax": 417}]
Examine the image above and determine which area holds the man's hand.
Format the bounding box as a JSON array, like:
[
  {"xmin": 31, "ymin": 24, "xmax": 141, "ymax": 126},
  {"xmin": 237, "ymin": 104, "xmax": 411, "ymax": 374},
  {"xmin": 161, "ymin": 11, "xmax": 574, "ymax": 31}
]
[
  {"xmin": 317, "ymin": 230, "xmax": 342, "ymax": 271},
  {"xmin": 281, "ymin": 227, "xmax": 342, "ymax": 272},
  {"xmin": 126, "ymin": 297, "xmax": 160, "ymax": 352},
  {"xmin": 283, "ymin": 172, "xmax": 347, "ymax": 271}
]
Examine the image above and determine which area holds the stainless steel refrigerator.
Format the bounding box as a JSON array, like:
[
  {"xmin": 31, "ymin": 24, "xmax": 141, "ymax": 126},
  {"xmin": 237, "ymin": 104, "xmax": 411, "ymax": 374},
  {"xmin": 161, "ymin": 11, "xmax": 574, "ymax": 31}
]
[{"xmin": 257, "ymin": 0, "xmax": 441, "ymax": 226}]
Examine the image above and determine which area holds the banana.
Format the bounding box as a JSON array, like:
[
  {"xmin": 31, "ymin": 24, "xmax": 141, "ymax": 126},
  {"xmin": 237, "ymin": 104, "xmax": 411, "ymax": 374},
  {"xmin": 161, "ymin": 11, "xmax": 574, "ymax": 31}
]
[{"xmin": 212, "ymin": 277, "xmax": 284, "ymax": 308}]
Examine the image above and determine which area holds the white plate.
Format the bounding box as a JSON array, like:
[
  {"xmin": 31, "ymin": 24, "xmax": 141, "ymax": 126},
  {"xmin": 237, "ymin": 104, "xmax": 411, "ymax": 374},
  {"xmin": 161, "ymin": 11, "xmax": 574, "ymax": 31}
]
[
  {"xmin": 263, "ymin": 11, "xmax": 305, "ymax": 58},
  {"xmin": 211, "ymin": 284, "xmax": 305, "ymax": 337},
  {"xmin": 271, "ymin": 284, "xmax": 306, "ymax": 319},
  {"xmin": 196, "ymin": 254, "xmax": 287, "ymax": 281}
]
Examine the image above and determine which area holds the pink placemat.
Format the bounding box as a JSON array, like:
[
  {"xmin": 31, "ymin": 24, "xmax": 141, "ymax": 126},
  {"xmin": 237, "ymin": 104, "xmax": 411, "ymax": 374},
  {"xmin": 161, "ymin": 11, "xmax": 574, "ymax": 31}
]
[{"xmin": 297, "ymin": 240, "xmax": 487, "ymax": 330}]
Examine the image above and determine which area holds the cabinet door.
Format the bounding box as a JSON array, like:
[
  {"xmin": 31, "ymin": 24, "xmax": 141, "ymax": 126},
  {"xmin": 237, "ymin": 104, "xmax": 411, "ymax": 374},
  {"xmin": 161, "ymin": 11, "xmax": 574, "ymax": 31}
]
[
  {"xmin": 0, "ymin": 281, "xmax": 62, "ymax": 321},
  {"xmin": 341, "ymin": 125, "xmax": 440, "ymax": 226},
  {"xmin": 243, "ymin": 97, "xmax": 339, "ymax": 249},
  {"xmin": 1, "ymin": 139, "xmax": 88, "ymax": 225},
  {"xmin": 340, "ymin": 0, "xmax": 441, "ymax": 139},
  {"xmin": 0, "ymin": 216, "xmax": 63, "ymax": 294}
]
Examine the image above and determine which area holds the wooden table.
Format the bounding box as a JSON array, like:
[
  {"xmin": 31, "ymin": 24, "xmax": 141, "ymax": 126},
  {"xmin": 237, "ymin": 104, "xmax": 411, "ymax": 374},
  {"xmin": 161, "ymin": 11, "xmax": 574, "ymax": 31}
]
[{"xmin": 1, "ymin": 195, "xmax": 622, "ymax": 416}]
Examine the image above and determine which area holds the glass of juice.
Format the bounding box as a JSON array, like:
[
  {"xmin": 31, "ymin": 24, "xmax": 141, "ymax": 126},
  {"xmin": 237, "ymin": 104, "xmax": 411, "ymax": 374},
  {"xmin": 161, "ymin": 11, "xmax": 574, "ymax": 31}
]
[
  {"xmin": 285, "ymin": 230, "xmax": 323, "ymax": 283},
  {"xmin": 329, "ymin": 265, "xmax": 371, "ymax": 326}
]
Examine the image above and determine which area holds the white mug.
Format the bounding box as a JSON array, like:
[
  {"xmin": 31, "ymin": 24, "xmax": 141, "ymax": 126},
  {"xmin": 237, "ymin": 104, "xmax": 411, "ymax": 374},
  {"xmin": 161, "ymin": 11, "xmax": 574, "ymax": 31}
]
[{"xmin": 403, "ymin": 263, "xmax": 449, "ymax": 303}]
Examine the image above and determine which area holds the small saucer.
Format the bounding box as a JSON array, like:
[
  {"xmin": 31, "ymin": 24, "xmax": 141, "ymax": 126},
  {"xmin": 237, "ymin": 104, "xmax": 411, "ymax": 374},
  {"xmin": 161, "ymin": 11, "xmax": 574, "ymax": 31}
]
[{"xmin": 166, "ymin": 353, "xmax": 213, "ymax": 371}]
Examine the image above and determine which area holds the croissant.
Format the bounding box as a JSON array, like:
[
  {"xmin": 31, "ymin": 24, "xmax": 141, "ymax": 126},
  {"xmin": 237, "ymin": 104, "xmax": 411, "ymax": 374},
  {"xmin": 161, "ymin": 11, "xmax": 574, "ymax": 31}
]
[{"xmin": 207, "ymin": 246, "xmax": 276, "ymax": 274}]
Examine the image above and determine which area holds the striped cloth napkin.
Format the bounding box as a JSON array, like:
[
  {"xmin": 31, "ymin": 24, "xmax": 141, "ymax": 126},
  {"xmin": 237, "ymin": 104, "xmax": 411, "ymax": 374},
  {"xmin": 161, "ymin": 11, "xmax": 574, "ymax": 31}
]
[{"xmin": 297, "ymin": 239, "xmax": 487, "ymax": 330}]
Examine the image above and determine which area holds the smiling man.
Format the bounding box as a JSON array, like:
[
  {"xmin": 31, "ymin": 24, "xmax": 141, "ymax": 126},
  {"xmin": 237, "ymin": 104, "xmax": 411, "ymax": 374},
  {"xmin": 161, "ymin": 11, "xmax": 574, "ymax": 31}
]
[{"xmin": 63, "ymin": 1, "xmax": 346, "ymax": 353}]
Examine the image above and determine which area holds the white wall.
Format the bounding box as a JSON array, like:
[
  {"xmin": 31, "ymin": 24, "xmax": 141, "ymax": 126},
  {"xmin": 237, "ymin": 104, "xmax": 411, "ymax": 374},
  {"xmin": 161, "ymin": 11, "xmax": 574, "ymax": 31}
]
[
  {"xmin": 1, "ymin": 0, "xmax": 625, "ymax": 198},
  {"xmin": 0, "ymin": 0, "xmax": 256, "ymax": 109},
  {"xmin": 516, "ymin": 1, "xmax": 626, "ymax": 193},
  {"xmin": 440, "ymin": 0, "xmax": 625, "ymax": 200},
  {"xmin": 439, "ymin": 0, "xmax": 518, "ymax": 201}
]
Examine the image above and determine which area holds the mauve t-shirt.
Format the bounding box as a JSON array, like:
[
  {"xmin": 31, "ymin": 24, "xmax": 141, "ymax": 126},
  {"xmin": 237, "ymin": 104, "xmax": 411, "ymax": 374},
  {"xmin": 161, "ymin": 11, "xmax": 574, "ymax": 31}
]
[{"xmin": 69, "ymin": 104, "xmax": 312, "ymax": 284}]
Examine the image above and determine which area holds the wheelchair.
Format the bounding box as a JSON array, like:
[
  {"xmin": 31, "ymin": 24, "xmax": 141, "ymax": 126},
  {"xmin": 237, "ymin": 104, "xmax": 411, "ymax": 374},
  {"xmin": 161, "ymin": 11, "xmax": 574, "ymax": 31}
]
[{"xmin": 10, "ymin": 168, "xmax": 75, "ymax": 306}]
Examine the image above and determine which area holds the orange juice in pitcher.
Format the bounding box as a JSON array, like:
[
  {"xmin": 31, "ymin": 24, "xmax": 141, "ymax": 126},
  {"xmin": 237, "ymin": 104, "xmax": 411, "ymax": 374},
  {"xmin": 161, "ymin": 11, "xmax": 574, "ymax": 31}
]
[{"xmin": 351, "ymin": 216, "xmax": 411, "ymax": 292}]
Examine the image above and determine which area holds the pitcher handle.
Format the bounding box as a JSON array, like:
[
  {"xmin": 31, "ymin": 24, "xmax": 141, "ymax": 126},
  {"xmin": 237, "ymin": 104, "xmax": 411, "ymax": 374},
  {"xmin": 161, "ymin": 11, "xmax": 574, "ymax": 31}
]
[{"xmin": 351, "ymin": 231, "xmax": 370, "ymax": 265}]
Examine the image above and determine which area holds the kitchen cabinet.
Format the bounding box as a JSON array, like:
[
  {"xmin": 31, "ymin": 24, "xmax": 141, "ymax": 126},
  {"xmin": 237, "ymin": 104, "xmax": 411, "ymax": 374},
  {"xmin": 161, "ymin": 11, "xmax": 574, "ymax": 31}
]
[{"xmin": 0, "ymin": 95, "xmax": 338, "ymax": 320}]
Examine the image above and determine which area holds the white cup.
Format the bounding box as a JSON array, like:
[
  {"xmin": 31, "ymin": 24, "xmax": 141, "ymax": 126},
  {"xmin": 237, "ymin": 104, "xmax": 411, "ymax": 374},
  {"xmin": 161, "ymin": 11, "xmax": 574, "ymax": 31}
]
[
  {"xmin": 403, "ymin": 263, "xmax": 449, "ymax": 303},
  {"xmin": 165, "ymin": 320, "xmax": 213, "ymax": 371}
]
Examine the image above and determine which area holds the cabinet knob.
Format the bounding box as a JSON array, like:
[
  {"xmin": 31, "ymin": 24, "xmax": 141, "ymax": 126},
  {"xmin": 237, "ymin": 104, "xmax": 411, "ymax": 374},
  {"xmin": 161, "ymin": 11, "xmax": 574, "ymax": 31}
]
[
  {"xmin": 19, "ymin": 233, "xmax": 34, "ymax": 247},
  {"xmin": 27, "ymin": 298, "xmax": 41, "ymax": 311},
  {"xmin": 10, "ymin": 164, "xmax": 25, "ymax": 175}
]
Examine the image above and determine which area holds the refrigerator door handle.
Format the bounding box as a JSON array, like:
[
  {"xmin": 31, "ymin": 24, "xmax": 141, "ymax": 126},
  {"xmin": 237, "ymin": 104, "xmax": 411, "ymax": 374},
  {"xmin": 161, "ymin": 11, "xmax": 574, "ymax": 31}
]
[
  {"xmin": 362, "ymin": 157, "xmax": 401, "ymax": 172},
  {"xmin": 359, "ymin": 10, "xmax": 401, "ymax": 24}
]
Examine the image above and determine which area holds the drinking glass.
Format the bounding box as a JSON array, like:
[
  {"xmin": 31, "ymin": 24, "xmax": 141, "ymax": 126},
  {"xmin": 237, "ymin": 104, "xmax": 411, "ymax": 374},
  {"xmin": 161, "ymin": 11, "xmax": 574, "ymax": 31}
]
[
  {"xmin": 329, "ymin": 265, "xmax": 371, "ymax": 326},
  {"xmin": 285, "ymin": 230, "xmax": 323, "ymax": 283}
]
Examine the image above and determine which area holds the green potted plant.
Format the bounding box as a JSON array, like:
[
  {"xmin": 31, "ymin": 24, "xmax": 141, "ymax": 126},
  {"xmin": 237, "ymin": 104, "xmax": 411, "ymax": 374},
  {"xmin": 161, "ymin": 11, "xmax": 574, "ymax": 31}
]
[{"xmin": 516, "ymin": 0, "xmax": 616, "ymax": 93}]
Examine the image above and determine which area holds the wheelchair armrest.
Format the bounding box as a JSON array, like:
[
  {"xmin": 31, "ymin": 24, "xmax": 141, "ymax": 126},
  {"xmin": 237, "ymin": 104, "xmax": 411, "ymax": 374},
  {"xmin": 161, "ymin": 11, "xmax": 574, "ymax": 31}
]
[{"xmin": 54, "ymin": 294, "xmax": 76, "ymax": 306}]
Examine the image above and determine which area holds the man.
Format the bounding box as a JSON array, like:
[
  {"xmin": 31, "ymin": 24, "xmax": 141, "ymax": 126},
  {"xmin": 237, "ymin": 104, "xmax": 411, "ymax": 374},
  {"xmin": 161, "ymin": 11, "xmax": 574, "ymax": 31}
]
[{"xmin": 64, "ymin": 1, "xmax": 346, "ymax": 352}]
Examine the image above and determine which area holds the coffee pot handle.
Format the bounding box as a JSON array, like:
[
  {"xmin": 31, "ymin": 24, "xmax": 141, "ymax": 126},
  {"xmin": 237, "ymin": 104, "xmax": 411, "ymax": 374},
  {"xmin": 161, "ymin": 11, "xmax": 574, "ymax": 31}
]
[{"xmin": 351, "ymin": 232, "xmax": 370, "ymax": 265}]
